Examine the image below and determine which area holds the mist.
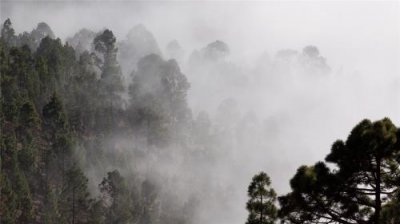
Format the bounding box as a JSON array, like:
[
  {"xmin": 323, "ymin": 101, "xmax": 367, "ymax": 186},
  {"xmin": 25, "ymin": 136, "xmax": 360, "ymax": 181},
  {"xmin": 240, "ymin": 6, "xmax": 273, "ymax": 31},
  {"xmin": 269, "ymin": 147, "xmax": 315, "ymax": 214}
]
[{"xmin": 1, "ymin": 1, "xmax": 399, "ymax": 224}]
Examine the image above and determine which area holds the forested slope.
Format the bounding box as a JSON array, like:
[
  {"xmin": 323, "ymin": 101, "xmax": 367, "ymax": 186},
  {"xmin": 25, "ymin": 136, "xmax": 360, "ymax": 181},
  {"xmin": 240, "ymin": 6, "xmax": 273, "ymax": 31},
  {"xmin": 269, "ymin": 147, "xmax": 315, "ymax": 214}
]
[{"xmin": 0, "ymin": 19, "xmax": 198, "ymax": 224}]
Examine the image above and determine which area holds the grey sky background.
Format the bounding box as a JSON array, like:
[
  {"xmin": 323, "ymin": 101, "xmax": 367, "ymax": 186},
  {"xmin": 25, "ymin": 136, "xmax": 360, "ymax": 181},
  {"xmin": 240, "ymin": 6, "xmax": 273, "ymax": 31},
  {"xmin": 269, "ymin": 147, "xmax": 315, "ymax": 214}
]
[{"xmin": 2, "ymin": 1, "xmax": 399, "ymax": 74}]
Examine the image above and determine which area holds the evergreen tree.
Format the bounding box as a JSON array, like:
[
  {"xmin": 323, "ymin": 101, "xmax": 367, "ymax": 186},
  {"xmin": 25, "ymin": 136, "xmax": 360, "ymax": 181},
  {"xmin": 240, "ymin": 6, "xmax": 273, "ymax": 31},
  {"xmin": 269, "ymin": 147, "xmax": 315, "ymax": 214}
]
[
  {"xmin": 9, "ymin": 45, "xmax": 40, "ymax": 100},
  {"xmin": 93, "ymin": 30, "xmax": 124, "ymax": 98},
  {"xmin": 18, "ymin": 100, "xmax": 41, "ymax": 129},
  {"xmin": 42, "ymin": 93, "xmax": 68, "ymax": 136},
  {"xmin": 35, "ymin": 36, "xmax": 76, "ymax": 99},
  {"xmin": 66, "ymin": 51, "xmax": 99, "ymax": 133},
  {"xmin": 16, "ymin": 100, "xmax": 40, "ymax": 175},
  {"xmin": 60, "ymin": 165, "xmax": 91, "ymax": 224},
  {"xmin": 93, "ymin": 29, "xmax": 124, "ymax": 130},
  {"xmin": 246, "ymin": 172, "xmax": 277, "ymax": 224},
  {"xmin": 1, "ymin": 18, "xmax": 16, "ymax": 47},
  {"xmin": 0, "ymin": 40, "xmax": 20, "ymax": 123},
  {"xmin": 279, "ymin": 118, "xmax": 400, "ymax": 224},
  {"xmin": 42, "ymin": 93, "xmax": 72, "ymax": 187}
]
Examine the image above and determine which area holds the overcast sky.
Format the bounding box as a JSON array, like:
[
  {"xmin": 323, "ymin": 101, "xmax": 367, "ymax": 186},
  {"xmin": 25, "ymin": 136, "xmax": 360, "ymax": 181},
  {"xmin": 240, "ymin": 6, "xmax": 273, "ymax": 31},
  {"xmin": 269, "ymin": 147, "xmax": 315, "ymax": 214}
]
[{"xmin": 2, "ymin": 0, "xmax": 399, "ymax": 73}]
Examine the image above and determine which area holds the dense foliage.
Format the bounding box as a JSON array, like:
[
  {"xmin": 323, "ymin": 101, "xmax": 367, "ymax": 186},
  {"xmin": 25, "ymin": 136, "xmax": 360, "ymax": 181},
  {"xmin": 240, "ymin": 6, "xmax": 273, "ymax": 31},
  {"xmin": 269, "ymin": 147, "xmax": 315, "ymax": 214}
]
[
  {"xmin": 0, "ymin": 19, "xmax": 194, "ymax": 224},
  {"xmin": 278, "ymin": 118, "xmax": 400, "ymax": 224}
]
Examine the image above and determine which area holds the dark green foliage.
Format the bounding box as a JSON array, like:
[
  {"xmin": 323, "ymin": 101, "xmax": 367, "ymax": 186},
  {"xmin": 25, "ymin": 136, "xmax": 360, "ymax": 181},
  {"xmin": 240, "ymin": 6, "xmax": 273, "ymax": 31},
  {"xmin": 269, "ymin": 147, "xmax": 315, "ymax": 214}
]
[
  {"xmin": 19, "ymin": 100, "xmax": 41, "ymax": 129},
  {"xmin": 36, "ymin": 36, "xmax": 76, "ymax": 101},
  {"xmin": 0, "ymin": 173, "xmax": 17, "ymax": 224},
  {"xmin": 2, "ymin": 130, "xmax": 18, "ymax": 174},
  {"xmin": 42, "ymin": 93, "xmax": 73, "ymax": 189},
  {"xmin": 18, "ymin": 143, "xmax": 35, "ymax": 172},
  {"xmin": 14, "ymin": 171, "xmax": 34, "ymax": 223},
  {"xmin": 42, "ymin": 187, "xmax": 61, "ymax": 224},
  {"xmin": 381, "ymin": 191, "xmax": 400, "ymax": 224},
  {"xmin": 43, "ymin": 93, "xmax": 68, "ymax": 133},
  {"xmin": 0, "ymin": 19, "xmax": 138, "ymax": 223},
  {"xmin": 65, "ymin": 51, "xmax": 99, "ymax": 132},
  {"xmin": 42, "ymin": 93, "xmax": 71, "ymax": 162},
  {"xmin": 279, "ymin": 118, "xmax": 400, "ymax": 224},
  {"xmin": 10, "ymin": 45, "xmax": 40, "ymax": 100},
  {"xmin": 0, "ymin": 129, "xmax": 34, "ymax": 223},
  {"xmin": 59, "ymin": 165, "xmax": 91, "ymax": 224},
  {"xmin": 246, "ymin": 172, "xmax": 277, "ymax": 224},
  {"xmin": 0, "ymin": 43, "xmax": 19, "ymax": 122}
]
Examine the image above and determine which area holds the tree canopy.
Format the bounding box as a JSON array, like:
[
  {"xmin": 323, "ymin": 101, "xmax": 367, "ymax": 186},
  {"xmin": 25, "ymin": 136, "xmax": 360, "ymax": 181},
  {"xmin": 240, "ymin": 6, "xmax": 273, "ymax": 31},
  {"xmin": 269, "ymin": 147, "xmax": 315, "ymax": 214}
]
[
  {"xmin": 246, "ymin": 172, "xmax": 277, "ymax": 224},
  {"xmin": 279, "ymin": 118, "xmax": 400, "ymax": 224}
]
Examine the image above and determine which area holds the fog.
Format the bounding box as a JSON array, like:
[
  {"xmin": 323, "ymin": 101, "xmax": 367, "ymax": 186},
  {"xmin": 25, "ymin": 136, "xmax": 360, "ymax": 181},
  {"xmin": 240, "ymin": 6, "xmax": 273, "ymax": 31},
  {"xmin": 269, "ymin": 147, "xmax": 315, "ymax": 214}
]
[{"xmin": 2, "ymin": 1, "xmax": 400, "ymax": 224}]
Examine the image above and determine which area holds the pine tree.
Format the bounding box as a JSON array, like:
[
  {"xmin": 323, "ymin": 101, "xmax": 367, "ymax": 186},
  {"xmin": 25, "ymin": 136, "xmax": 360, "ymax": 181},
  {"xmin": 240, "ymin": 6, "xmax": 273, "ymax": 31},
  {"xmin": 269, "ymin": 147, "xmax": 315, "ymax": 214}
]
[
  {"xmin": 1, "ymin": 19, "xmax": 16, "ymax": 47},
  {"xmin": 42, "ymin": 93, "xmax": 72, "ymax": 187},
  {"xmin": 246, "ymin": 172, "xmax": 277, "ymax": 224},
  {"xmin": 93, "ymin": 29, "xmax": 124, "ymax": 131},
  {"xmin": 60, "ymin": 165, "xmax": 91, "ymax": 224},
  {"xmin": 279, "ymin": 118, "xmax": 400, "ymax": 224}
]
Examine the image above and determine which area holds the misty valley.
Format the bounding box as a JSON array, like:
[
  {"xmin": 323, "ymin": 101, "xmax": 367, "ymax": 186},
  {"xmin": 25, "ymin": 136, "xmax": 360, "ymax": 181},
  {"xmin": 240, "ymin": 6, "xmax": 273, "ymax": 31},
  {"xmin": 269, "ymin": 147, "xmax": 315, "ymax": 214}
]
[{"xmin": 0, "ymin": 4, "xmax": 399, "ymax": 224}]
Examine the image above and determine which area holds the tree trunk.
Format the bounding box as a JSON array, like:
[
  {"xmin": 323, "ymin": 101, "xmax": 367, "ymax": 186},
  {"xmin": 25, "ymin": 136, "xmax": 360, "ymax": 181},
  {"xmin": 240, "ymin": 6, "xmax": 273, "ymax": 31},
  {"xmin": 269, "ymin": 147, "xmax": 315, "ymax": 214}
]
[
  {"xmin": 375, "ymin": 158, "xmax": 381, "ymax": 224},
  {"xmin": 72, "ymin": 186, "xmax": 75, "ymax": 224},
  {"xmin": 260, "ymin": 194, "xmax": 263, "ymax": 224}
]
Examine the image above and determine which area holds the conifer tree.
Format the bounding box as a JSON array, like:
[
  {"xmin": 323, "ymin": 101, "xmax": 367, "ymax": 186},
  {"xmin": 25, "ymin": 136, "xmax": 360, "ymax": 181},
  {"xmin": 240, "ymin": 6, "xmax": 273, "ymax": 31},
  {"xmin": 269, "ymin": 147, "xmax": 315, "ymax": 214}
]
[
  {"xmin": 60, "ymin": 165, "xmax": 91, "ymax": 224},
  {"xmin": 246, "ymin": 172, "xmax": 277, "ymax": 224},
  {"xmin": 1, "ymin": 19, "xmax": 16, "ymax": 47},
  {"xmin": 279, "ymin": 118, "xmax": 400, "ymax": 224}
]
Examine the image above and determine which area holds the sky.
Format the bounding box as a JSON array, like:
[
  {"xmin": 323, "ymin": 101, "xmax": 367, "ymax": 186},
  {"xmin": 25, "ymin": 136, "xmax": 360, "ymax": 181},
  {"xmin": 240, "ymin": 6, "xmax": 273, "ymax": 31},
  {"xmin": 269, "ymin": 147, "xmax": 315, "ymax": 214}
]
[{"xmin": 2, "ymin": 0, "xmax": 400, "ymax": 73}]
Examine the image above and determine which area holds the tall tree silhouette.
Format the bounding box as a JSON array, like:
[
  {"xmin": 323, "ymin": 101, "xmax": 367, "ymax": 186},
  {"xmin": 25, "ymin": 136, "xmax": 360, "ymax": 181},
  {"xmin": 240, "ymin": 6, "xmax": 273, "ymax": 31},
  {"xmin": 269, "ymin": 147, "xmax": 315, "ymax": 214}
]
[
  {"xmin": 279, "ymin": 118, "xmax": 400, "ymax": 224},
  {"xmin": 246, "ymin": 172, "xmax": 277, "ymax": 224}
]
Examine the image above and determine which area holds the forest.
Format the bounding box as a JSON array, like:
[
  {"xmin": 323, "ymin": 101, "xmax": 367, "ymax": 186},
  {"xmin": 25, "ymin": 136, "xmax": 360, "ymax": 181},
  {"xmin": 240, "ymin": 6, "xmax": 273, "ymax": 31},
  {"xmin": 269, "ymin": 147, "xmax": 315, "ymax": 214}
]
[{"xmin": 0, "ymin": 17, "xmax": 399, "ymax": 224}]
